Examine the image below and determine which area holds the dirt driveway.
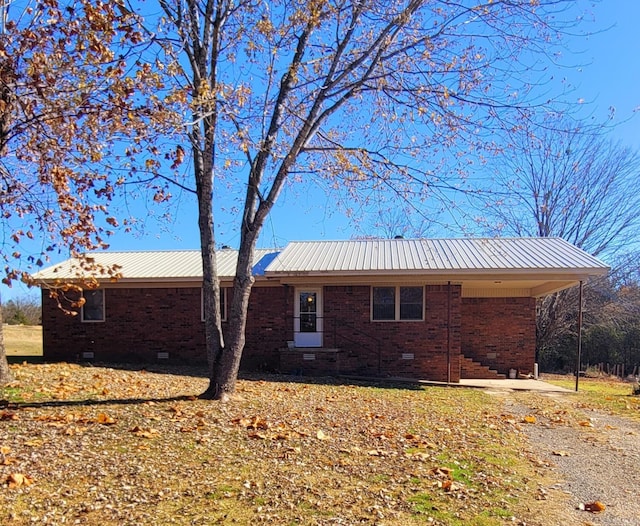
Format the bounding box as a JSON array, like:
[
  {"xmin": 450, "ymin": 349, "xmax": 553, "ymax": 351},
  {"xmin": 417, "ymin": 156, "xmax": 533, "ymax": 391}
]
[{"xmin": 488, "ymin": 387, "xmax": 640, "ymax": 526}]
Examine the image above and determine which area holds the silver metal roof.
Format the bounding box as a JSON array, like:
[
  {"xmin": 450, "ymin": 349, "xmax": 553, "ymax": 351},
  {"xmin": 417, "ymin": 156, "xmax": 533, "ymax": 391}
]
[
  {"xmin": 35, "ymin": 249, "xmax": 279, "ymax": 282},
  {"xmin": 263, "ymin": 238, "xmax": 609, "ymax": 275},
  {"xmin": 35, "ymin": 238, "xmax": 609, "ymax": 285}
]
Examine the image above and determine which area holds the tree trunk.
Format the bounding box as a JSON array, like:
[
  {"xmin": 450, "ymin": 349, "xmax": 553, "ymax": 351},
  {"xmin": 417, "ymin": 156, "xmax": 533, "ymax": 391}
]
[
  {"xmin": 0, "ymin": 303, "xmax": 14, "ymax": 386},
  {"xmin": 193, "ymin": 123, "xmax": 226, "ymax": 400},
  {"xmin": 205, "ymin": 231, "xmax": 258, "ymax": 400}
]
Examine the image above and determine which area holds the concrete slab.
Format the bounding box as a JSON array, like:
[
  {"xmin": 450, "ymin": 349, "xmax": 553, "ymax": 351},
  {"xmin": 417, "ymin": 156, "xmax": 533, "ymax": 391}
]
[{"xmin": 457, "ymin": 378, "xmax": 573, "ymax": 392}]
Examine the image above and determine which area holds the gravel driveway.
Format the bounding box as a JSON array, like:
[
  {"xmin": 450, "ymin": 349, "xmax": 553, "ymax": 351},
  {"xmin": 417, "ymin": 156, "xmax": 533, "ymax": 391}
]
[{"xmin": 494, "ymin": 389, "xmax": 640, "ymax": 526}]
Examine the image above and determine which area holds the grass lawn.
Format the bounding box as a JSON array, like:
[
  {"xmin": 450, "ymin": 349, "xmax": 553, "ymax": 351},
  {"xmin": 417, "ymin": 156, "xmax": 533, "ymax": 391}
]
[
  {"xmin": 2, "ymin": 325, "xmax": 43, "ymax": 357},
  {"xmin": 542, "ymin": 373, "xmax": 640, "ymax": 421},
  {"xmin": 1, "ymin": 363, "xmax": 560, "ymax": 526}
]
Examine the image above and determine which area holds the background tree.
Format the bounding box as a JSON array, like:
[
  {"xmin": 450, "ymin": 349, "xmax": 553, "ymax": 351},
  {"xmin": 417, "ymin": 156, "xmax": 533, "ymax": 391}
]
[
  {"xmin": 477, "ymin": 115, "xmax": 640, "ymax": 370},
  {"xmin": 150, "ymin": 0, "xmax": 583, "ymax": 399},
  {"xmin": 1, "ymin": 294, "xmax": 40, "ymax": 325},
  {"xmin": 0, "ymin": 0, "xmax": 172, "ymax": 385}
]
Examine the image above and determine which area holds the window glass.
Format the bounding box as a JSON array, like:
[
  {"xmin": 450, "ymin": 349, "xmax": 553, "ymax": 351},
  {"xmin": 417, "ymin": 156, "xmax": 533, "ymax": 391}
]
[
  {"xmin": 372, "ymin": 286, "xmax": 424, "ymax": 321},
  {"xmin": 82, "ymin": 290, "xmax": 104, "ymax": 322},
  {"xmin": 220, "ymin": 288, "xmax": 227, "ymax": 321},
  {"xmin": 400, "ymin": 287, "xmax": 423, "ymax": 320},
  {"xmin": 372, "ymin": 287, "xmax": 395, "ymax": 320},
  {"xmin": 201, "ymin": 288, "xmax": 227, "ymax": 321},
  {"xmin": 299, "ymin": 292, "xmax": 317, "ymax": 332}
]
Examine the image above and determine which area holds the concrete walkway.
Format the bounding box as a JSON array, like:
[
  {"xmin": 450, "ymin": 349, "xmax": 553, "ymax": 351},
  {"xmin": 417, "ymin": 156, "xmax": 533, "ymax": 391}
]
[{"xmin": 457, "ymin": 378, "xmax": 573, "ymax": 392}]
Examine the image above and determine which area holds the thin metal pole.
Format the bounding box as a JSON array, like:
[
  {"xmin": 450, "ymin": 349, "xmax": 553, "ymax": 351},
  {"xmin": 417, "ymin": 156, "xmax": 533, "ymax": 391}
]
[
  {"xmin": 575, "ymin": 281, "xmax": 584, "ymax": 392},
  {"xmin": 447, "ymin": 281, "xmax": 451, "ymax": 384}
]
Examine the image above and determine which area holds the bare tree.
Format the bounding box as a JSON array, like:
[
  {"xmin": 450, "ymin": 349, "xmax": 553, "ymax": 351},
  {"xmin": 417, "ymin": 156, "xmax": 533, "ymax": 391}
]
[
  {"xmin": 151, "ymin": 0, "xmax": 584, "ymax": 399},
  {"xmin": 480, "ymin": 116, "xmax": 640, "ymax": 257},
  {"xmin": 2, "ymin": 295, "xmax": 41, "ymax": 325},
  {"xmin": 478, "ymin": 115, "xmax": 640, "ymax": 368}
]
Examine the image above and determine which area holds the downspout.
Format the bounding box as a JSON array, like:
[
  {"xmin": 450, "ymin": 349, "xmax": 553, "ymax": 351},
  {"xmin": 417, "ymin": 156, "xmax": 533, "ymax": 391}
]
[
  {"xmin": 575, "ymin": 280, "xmax": 584, "ymax": 392},
  {"xmin": 447, "ymin": 281, "xmax": 451, "ymax": 384}
]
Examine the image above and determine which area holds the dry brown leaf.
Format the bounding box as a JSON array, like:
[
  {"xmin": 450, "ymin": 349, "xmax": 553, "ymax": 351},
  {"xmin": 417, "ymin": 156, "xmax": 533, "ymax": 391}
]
[
  {"xmin": 0, "ymin": 411, "xmax": 18, "ymax": 421},
  {"xmin": 97, "ymin": 413, "xmax": 116, "ymax": 425},
  {"xmin": 583, "ymin": 501, "xmax": 606, "ymax": 513},
  {"xmin": 429, "ymin": 466, "xmax": 453, "ymax": 478},
  {"xmin": 523, "ymin": 415, "xmax": 537, "ymax": 424},
  {"xmin": 5, "ymin": 473, "xmax": 34, "ymax": 488},
  {"xmin": 130, "ymin": 426, "xmax": 158, "ymax": 438},
  {"xmin": 578, "ymin": 420, "xmax": 594, "ymax": 427},
  {"xmin": 552, "ymin": 450, "xmax": 570, "ymax": 456}
]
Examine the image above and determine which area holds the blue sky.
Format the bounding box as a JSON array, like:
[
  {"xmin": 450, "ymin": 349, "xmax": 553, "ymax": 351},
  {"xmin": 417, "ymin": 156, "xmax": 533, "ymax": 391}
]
[{"xmin": 3, "ymin": 1, "xmax": 640, "ymax": 302}]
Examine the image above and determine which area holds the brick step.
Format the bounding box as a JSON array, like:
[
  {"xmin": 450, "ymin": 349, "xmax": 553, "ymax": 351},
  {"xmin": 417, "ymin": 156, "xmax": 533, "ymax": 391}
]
[{"xmin": 460, "ymin": 356, "xmax": 506, "ymax": 380}]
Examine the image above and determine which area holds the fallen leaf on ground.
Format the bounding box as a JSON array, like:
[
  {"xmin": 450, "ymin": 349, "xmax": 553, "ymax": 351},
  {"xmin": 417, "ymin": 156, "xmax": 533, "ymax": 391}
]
[
  {"xmin": 4, "ymin": 473, "xmax": 34, "ymax": 488},
  {"xmin": 130, "ymin": 426, "xmax": 159, "ymax": 438},
  {"xmin": 580, "ymin": 501, "xmax": 606, "ymax": 513},
  {"xmin": 523, "ymin": 415, "xmax": 537, "ymax": 424},
  {"xmin": 97, "ymin": 413, "xmax": 116, "ymax": 425},
  {"xmin": 552, "ymin": 450, "xmax": 570, "ymax": 456}
]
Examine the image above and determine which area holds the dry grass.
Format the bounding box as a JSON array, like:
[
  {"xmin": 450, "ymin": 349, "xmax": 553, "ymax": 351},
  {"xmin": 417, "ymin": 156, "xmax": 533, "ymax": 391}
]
[
  {"xmin": 2, "ymin": 325, "xmax": 43, "ymax": 357},
  {"xmin": 0, "ymin": 363, "xmax": 561, "ymax": 525},
  {"xmin": 541, "ymin": 373, "xmax": 640, "ymax": 421}
]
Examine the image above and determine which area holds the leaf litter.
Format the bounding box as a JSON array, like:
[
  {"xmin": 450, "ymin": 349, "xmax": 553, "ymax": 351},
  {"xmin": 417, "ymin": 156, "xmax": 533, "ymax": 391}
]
[{"xmin": 1, "ymin": 362, "xmax": 580, "ymax": 525}]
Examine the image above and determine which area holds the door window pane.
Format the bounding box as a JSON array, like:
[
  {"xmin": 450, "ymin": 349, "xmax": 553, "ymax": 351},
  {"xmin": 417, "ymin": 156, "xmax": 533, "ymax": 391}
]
[{"xmin": 299, "ymin": 292, "xmax": 317, "ymax": 332}]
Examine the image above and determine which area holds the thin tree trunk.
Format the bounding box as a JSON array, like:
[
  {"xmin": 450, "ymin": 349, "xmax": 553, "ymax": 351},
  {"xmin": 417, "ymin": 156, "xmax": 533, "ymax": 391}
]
[
  {"xmin": 207, "ymin": 230, "xmax": 258, "ymax": 399},
  {"xmin": 0, "ymin": 303, "xmax": 14, "ymax": 386},
  {"xmin": 194, "ymin": 122, "xmax": 226, "ymax": 400}
]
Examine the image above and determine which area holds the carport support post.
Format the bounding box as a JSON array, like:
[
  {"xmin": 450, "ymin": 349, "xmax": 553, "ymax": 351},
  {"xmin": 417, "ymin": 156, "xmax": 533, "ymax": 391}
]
[
  {"xmin": 447, "ymin": 281, "xmax": 451, "ymax": 384},
  {"xmin": 575, "ymin": 280, "xmax": 584, "ymax": 392}
]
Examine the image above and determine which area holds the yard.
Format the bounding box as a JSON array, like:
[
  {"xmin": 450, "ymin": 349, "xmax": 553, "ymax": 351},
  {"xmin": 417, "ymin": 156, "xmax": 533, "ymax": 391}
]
[
  {"xmin": 2, "ymin": 325, "xmax": 43, "ymax": 357},
  {"xmin": 1, "ymin": 363, "xmax": 568, "ymax": 526}
]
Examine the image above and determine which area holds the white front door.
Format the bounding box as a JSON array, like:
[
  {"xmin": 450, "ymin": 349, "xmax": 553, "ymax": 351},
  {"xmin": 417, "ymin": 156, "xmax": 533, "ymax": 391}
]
[{"xmin": 294, "ymin": 288, "xmax": 323, "ymax": 347}]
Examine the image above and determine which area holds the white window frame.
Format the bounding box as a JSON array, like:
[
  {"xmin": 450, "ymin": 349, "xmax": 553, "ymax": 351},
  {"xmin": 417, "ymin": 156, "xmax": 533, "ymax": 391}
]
[
  {"xmin": 201, "ymin": 288, "xmax": 227, "ymax": 322},
  {"xmin": 81, "ymin": 289, "xmax": 105, "ymax": 323},
  {"xmin": 371, "ymin": 286, "xmax": 424, "ymax": 322}
]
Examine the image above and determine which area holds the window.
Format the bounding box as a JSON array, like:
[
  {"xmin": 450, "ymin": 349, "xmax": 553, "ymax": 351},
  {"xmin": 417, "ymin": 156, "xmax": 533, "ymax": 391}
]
[
  {"xmin": 372, "ymin": 286, "xmax": 424, "ymax": 321},
  {"xmin": 201, "ymin": 288, "xmax": 227, "ymax": 321},
  {"xmin": 81, "ymin": 289, "xmax": 105, "ymax": 322}
]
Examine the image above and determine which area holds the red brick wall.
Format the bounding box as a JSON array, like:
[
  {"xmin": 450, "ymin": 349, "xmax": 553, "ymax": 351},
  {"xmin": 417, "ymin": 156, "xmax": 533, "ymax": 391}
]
[
  {"xmin": 241, "ymin": 286, "xmax": 290, "ymax": 370},
  {"xmin": 318, "ymin": 284, "xmax": 462, "ymax": 382},
  {"xmin": 41, "ymin": 283, "xmax": 536, "ymax": 381},
  {"xmin": 41, "ymin": 285, "xmax": 289, "ymax": 370},
  {"xmin": 461, "ymin": 297, "xmax": 536, "ymax": 376}
]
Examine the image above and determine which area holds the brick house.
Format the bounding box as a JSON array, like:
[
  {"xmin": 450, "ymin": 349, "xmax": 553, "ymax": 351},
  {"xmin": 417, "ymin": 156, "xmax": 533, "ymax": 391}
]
[{"xmin": 36, "ymin": 238, "xmax": 608, "ymax": 382}]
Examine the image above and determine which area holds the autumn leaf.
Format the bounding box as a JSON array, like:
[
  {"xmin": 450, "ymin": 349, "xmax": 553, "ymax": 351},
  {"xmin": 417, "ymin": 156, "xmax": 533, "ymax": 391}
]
[
  {"xmin": 5, "ymin": 473, "xmax": 34, "ymax": 488},
  {"xmin": 578, "ymin": 420, "xmax": 594, "ymax": 427},
  {"xmin": 96, "ymin": 413, "xmax": 116, "ymax": 425},
  {"xmin": 0, "ymin": 411, "xmax": 18, "ymax": 421},
  {"xmin": 0, "ymin": 445, "xmax": 15, "ymax": 466},
  {"xmin": 523, "ymin": 415, "xmax": 537, "ymax": 424},
  {"xmin": 316, "ymin": 430, "xmax": 328, "ymax": 440},
  {"xmin": 552, "ymin": 450, "xmax": 570, "ymax": 457},
  {"xmin": 130, "ymin": 426, "xmax": 159, "ymax": 438},
  {"xmin": 582, "ymin": 501, "xmax": 606, "ymax": 513}
]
